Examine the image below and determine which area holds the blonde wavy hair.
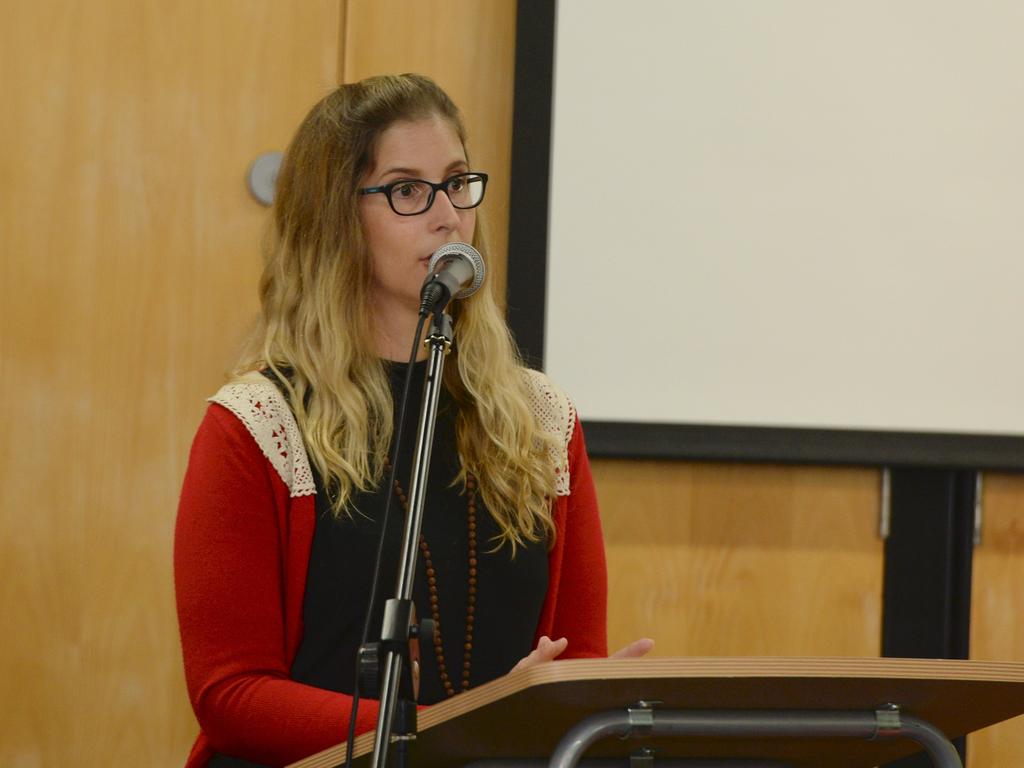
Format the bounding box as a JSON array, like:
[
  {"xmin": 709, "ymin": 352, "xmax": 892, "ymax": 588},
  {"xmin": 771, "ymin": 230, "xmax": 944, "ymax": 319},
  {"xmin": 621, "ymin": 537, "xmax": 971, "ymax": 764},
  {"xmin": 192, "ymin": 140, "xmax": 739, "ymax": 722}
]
[{"xmin": 236, "ymin": 74, "xmax": 558, "ymax": 550}]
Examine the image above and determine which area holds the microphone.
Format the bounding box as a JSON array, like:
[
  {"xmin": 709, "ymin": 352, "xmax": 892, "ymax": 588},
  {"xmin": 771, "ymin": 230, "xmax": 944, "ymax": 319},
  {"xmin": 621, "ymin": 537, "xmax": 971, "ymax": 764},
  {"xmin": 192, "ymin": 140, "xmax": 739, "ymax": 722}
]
[{"xmin": 419, "ymin": 242, "xmax": 485, "ymax": 315}]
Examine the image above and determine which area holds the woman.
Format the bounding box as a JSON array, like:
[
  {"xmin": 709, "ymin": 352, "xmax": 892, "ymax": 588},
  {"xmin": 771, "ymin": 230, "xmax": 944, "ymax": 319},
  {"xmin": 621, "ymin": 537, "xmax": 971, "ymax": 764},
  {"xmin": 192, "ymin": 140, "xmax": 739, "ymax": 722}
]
[{"xmin": 175, "ymin": 74, "xmax": 650, "ymax": 768}]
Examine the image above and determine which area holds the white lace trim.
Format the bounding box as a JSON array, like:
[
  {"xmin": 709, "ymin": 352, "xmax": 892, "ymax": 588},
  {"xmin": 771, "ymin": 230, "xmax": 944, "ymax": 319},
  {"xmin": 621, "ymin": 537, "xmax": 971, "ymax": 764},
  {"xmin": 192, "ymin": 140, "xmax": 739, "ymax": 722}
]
[
  {"xmin": 209, "ymin": 372, "xmax": 316, "ymax": 498},
  {"xmin": 208, "ymin": 369, "xmax": 575, "ymax": 499},
  {"xmin": 523, "ymin": 369, "xmax": 577, "ymax": 496}
]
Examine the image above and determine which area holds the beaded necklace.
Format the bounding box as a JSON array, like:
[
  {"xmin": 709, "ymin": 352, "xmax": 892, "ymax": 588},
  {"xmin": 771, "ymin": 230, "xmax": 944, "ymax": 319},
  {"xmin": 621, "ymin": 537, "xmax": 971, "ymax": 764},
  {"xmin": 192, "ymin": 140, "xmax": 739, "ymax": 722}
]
[{"xmin": 385, "ymin": 459, "xmax": 478, "ymax": 697}]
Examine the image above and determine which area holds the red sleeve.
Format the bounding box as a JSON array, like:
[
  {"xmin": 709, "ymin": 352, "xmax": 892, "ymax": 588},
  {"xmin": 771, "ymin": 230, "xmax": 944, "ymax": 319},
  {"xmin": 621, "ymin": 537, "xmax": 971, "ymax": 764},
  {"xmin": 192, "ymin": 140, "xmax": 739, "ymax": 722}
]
[
  {"xmin": 174, "ymin": 404, "xmax": 378, "ymax": 766},
  {"xmin": 537, "ymin": 418, "xmax": 608, "ymax": 658}
]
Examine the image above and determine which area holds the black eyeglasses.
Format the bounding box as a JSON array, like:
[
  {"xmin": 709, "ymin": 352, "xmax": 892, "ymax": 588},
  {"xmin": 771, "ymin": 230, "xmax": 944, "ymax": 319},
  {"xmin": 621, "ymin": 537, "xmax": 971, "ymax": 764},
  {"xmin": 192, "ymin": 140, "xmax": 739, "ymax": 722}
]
[{"xmin": 358, "ymin": 172, "xmax": 488, "ymax": 216}]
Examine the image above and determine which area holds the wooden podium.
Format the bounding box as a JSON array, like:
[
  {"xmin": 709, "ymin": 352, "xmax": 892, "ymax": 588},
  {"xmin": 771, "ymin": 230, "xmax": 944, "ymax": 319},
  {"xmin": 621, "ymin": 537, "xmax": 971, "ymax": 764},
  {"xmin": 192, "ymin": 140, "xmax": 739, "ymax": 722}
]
[{"xmin": 288, "ymin": 658, "xmax": 1024, "ymax": 768}]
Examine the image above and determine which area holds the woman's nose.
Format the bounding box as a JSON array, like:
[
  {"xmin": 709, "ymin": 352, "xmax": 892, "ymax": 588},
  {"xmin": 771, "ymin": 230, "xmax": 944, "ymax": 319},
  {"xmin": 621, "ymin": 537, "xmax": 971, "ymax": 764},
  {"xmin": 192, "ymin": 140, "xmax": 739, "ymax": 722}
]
[{"xmin": 428, "ymin": 189, "xmax": 462, "ymax": 231}]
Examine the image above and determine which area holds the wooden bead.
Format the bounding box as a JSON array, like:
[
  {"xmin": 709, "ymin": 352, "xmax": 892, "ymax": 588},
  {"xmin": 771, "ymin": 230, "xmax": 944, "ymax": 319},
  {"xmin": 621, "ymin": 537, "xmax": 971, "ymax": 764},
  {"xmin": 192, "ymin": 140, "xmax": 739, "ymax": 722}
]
[{"xmin": 391, "ymin": 472, "xmax": 477, "ymax": 697}]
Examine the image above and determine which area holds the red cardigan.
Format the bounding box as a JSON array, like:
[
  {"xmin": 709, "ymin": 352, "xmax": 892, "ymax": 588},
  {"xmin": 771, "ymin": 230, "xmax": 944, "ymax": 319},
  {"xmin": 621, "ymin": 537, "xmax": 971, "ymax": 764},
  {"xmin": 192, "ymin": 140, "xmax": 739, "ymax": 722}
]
[{"xmin": 174, "ymin": 376, "xmax": 607, "ymax": 767}]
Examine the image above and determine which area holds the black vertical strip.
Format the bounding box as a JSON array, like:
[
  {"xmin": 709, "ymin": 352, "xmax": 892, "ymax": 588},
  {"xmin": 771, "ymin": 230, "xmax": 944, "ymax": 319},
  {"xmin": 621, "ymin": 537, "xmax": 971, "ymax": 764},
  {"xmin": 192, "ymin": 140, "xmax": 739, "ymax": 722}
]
[
  {"xmin": 881, "ymin": 468, "xmax": 976, "ymax": 768},
  {"xmin": 507, "ymin": 0, "xmax": 556, "ymax": 369}
]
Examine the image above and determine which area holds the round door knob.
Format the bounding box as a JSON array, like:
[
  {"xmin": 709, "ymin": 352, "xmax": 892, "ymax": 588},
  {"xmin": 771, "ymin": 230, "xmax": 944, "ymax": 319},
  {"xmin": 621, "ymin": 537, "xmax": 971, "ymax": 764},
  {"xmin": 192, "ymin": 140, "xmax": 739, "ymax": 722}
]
[{"xmin": 247, "ymin": 151, "xmax": 283, "ymax": 206}]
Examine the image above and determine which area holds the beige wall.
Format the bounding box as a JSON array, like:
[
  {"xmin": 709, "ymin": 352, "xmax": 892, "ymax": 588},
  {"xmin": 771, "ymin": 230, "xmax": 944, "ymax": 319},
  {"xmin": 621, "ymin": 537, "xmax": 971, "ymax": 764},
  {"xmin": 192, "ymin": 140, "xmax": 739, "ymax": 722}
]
[{"xmin": 0, "ymin": 1, "xmax": 1020, "ymax": 765}]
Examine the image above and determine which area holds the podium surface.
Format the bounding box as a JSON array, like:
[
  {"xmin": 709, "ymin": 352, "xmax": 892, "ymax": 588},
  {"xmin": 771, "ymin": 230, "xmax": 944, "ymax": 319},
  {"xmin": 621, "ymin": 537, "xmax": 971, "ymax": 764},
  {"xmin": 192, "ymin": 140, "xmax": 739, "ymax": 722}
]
[{"xmin": 289, "ymin": 657, "xmax": 1024, "ymax": 768}]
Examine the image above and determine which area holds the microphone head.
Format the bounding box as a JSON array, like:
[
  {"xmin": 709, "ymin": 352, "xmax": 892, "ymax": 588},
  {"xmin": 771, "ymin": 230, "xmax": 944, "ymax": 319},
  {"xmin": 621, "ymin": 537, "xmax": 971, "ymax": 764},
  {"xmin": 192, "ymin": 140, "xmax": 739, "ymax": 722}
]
[{"xmin": 427, "ymin": 242, "xmax": 486, "ymax": 299}]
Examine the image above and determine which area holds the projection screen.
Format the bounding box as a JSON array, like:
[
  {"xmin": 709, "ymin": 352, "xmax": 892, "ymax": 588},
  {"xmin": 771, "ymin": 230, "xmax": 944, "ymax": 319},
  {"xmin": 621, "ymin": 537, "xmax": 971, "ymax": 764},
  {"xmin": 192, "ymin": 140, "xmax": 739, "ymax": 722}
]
[{"xmin": 508, "ymin": 0, "xmax": 1024, "ymax": 467}]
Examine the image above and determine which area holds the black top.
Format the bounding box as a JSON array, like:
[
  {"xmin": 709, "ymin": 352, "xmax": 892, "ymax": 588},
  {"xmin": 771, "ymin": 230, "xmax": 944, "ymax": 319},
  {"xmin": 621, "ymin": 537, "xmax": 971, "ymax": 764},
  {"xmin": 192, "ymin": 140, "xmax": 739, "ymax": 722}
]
[{"xmin": 210, "ymin": 361, "xmax": 548, "ymax": 767}]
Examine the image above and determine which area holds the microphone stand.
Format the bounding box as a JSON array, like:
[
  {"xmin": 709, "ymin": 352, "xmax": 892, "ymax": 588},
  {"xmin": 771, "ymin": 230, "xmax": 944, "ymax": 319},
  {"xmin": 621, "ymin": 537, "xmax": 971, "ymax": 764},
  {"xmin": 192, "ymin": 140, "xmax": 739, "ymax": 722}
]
[{"xmin": 367, "ymin": 311, "xmax": 454, "ymax": 768}]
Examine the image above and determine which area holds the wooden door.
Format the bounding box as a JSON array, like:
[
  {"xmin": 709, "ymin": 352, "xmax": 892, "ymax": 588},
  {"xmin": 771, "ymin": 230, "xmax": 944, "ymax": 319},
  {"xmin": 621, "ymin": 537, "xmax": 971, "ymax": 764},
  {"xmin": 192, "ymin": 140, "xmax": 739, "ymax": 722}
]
[{"xmin": 0, "ymin": 2, "xmax": 341, "ymax": 763}]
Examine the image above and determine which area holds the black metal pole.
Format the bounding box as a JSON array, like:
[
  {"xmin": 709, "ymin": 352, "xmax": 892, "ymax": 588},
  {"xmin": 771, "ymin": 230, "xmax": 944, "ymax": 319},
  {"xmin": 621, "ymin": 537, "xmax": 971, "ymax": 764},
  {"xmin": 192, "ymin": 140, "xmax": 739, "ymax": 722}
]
[
  {"xmin": 369, "ymin": 314, "xmax": 454, "ymax": 768},
  {"xmin": 881, "ymin": 467, "xmax": 976, "ymax": 768}
]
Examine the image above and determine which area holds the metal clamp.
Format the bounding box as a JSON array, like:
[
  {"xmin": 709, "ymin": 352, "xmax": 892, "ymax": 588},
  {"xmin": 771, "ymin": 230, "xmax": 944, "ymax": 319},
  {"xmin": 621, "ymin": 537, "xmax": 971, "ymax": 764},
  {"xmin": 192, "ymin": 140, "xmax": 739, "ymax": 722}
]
[
  {"xmin": 629, "ymin": 747, "xmax": 656, "ymax": 768},
  {"xmin": 625, "ymin": 700, "xmax": 661, "ymax": 738},
  {"xmin": 874, "ymin": 704, "xmax": 902, "ymax": 738}
]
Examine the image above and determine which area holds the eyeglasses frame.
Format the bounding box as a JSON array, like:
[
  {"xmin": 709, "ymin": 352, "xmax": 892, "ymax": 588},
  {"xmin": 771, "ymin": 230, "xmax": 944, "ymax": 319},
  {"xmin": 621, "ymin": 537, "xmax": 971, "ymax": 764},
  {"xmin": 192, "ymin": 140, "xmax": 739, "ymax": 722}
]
[{"xmin": 358, "ymin": 171, "xmax": 489, "ymax": 216}]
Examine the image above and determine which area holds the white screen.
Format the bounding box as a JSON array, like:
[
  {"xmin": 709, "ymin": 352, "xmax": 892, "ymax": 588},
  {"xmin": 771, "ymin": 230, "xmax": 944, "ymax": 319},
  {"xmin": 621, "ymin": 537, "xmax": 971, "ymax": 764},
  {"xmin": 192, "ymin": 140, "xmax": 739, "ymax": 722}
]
[{"xmin": 546, "ymin": 0, "xmax": 1024, "ymax": 435}]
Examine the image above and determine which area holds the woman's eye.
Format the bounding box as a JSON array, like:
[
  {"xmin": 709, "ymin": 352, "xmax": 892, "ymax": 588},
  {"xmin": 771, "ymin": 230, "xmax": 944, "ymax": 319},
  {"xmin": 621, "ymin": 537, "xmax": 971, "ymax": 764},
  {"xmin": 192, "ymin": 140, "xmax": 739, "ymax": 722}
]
[
  {"xmin": 447, "ymin": 177, "xmax": 466, "ymax": 192},
  {"xmin": 395, "ymin": 183, "xmax": 419, "ymax": 198}
]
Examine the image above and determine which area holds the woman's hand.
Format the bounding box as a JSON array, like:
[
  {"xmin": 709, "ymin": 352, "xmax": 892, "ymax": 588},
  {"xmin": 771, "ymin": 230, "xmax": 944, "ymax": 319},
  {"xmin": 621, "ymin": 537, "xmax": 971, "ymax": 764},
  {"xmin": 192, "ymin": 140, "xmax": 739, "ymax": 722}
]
[
  {"xmin": 609, "ymin": 637, "xmax": 655, "ymax": 658},
  {"xmin": 511, "ymin": 635, "xmax": 569, "ymax": 672},
  {"xmin": 512, "ymin": 635, "xmax": 655, "ymax": 672}
]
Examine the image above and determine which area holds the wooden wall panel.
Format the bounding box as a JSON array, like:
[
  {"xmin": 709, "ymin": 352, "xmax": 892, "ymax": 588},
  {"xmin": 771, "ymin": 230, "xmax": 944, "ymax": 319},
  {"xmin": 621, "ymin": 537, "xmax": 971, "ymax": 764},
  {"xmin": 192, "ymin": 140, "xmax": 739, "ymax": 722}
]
[
  {"xmin": 594, "ymin": 460, "xmax": 884, "ymax": 657},
  {"xmin": 341, "ymin": 0, "xmax": 518, "ymax": 305},
  {"xmin": 0, "ymin": 2, "xmax": 341, "ymax": 764},
  {"xmin": 969, "ymin": 472, "xmax": 1024, "ymax": 767}
]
